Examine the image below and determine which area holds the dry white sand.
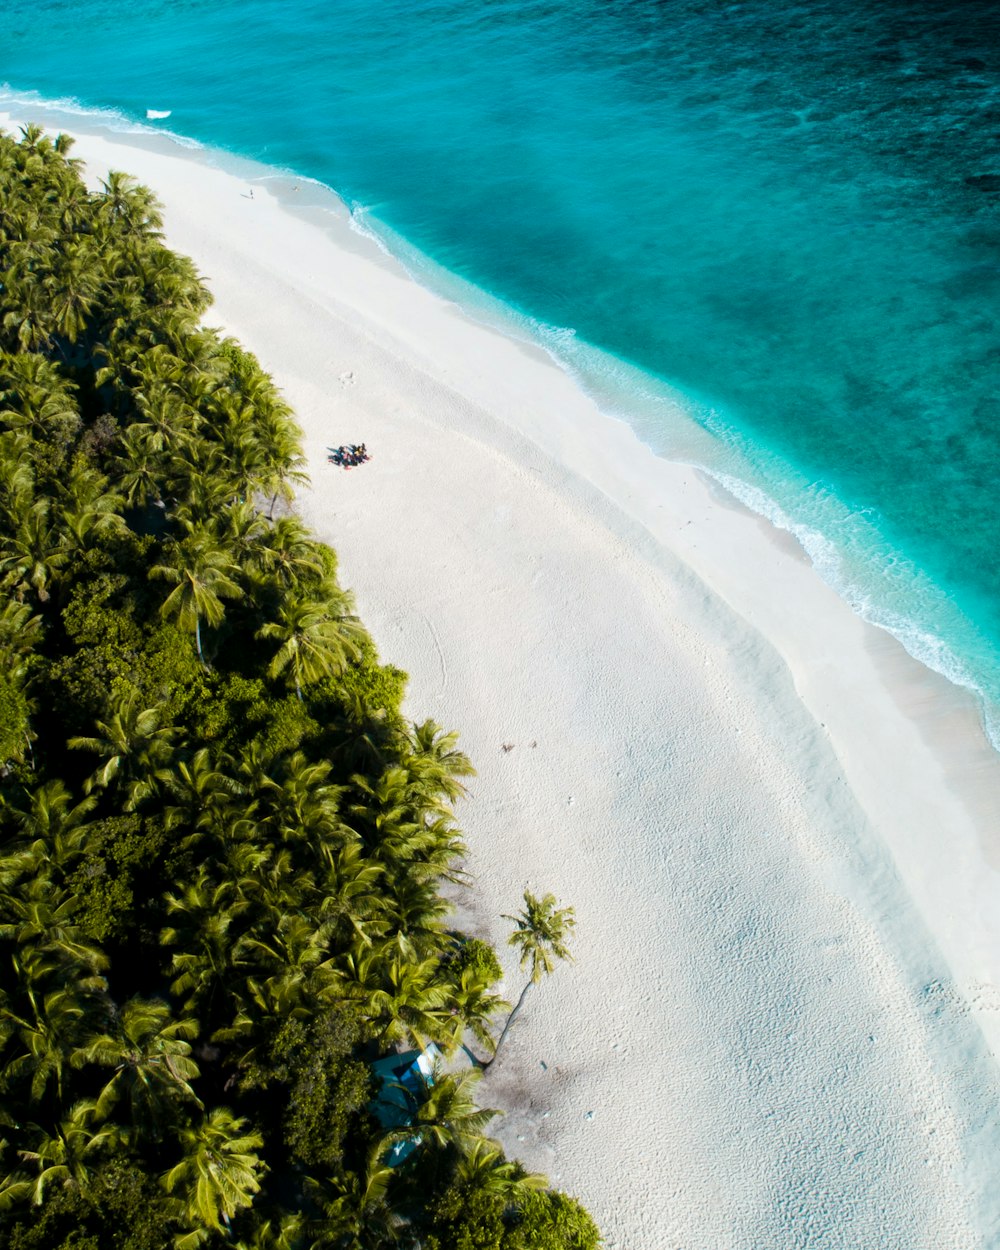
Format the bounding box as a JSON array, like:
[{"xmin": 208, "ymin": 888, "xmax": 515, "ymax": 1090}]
[{"xmin": 9, "ymin": 106, "xmax": 1000, "ymax": 1248}]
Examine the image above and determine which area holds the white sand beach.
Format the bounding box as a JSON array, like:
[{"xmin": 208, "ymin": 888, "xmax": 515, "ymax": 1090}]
[{"xmin": 8, "ymin": 108, "xmax": 1000, "ymax": 1247}]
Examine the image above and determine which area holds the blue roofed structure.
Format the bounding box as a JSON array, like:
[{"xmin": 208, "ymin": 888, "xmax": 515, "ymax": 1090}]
[{"xmin": 370, "ymin": 1043, "xmax": 439, "ymax": 1165}]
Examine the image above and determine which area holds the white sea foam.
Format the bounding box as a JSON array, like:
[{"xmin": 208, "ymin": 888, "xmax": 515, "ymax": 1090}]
[{"xmin": 0, "ymin": 85, "xmax": 202, "ymax": 149}]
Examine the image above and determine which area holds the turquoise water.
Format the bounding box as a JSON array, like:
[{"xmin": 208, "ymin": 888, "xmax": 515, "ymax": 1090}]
[{"xmin": 4, "ymin": 0, "xmax": 1000, "ymax": 737}]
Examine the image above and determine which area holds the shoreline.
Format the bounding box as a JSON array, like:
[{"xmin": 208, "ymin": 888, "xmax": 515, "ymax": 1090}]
[{"xmin": 8, "ymin": 106, "xmax": 1000, "ymax": 1245}]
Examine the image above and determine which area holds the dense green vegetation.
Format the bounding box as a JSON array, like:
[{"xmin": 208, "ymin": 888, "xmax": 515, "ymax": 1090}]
[{"xmin": 0, "ymin": 125, "xmax": 599, "ymax": 1249}]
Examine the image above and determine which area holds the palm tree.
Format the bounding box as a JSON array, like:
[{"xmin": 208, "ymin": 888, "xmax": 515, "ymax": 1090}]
[
  {"xmin": 336, "ymin": 941, "xmax": 451, "ymax": 1051},
  {"xmin": 114, "ymin": 425, "xmax": 168, "ymax": 508},
  {"xmin": 304, "ymin": 1157, "xmax": 401, "ymax": 1250},
  {"xmin": 150, "ymin": 525, "xmax": 243, "ymax": 665},
  {"xmin": 0, "ymin": 598, "xmax": 43, "ymax": 663},
  {"xmin": 0, "ymin": 497, "xmax": 69, "ymax": 604},
  {"xmin": 0, "ymin": 352, "xmax": 81, "ymax": 449},
  {"xmin": 0, "ymin": 779, "xmax": 94, "ymax": 887},
  {"xmin": 233, "ymin": 1214, "xmax": 303, "ymax": 1250},
  {"xmin": 451, "ymin": 1137, "xmax": 547, "ymax": 1197},
  {"xmin": 47, "ymin": 239, "xmax": 101, "ymax": 344},
  {"xmin": 382, "ymin": 1065, "xmax": 498, "ymax": 1158},
  {"xmin": 263, "ymin": 751, "xmax": 351, "ymax": 854},
  {"xmin": 1, "ymin": 1098, "xmax": 119, "ymax": 1206},
  {"xmin": 161, "ymin": 873, "xmax": 250, "ymax": 1015},
  {"xmin": 72, "ymin": 998, "xmax": 201, "ymax": 1134},
  {"xmin": 315, "ymin": 842, "xmax": 387, "ymax": 949},
  {"xmin": 257, "ymin": 412, "xmax": 308, "ymax": 521},
  {"xmin": 162, "ymin": 1107, "xmax": 265, "ymax": 1243},
  {"xmin": 68, "ymin": 694, "xmax": 176, "ymax": 803},
  {"xmin": 257, "ymin": 585, "xmax": 365, "ymax": 700},
  {"xmin": 161, "ymin": 748, "xmax": 240, "ymax": 848},
  {"xmin": 443, "ymin": 965, "xmax": 508, "ymax": 1061},
  {"xmin": 249, "ymin": 517, "xmax": 324, "ymax": 589},
  {"xmin": 401, "ymin": 720, "xmax": 475, "ymax": 809},
  {"xmin": 0, "ymin": 979, "xmax": 89, "ymax": 1106},
  {"xmin": 96, "ymin": 171, "xmax": 164, "ymax": 242},
  {"xmin": 486, "ymin": 891, "xmax": 575, "ymax": 1067}
]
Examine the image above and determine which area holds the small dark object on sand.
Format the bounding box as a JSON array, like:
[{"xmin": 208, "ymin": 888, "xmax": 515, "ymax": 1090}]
[{"xmin": 328, "ymin": 442, "xmax": 371, "ymax": 469}]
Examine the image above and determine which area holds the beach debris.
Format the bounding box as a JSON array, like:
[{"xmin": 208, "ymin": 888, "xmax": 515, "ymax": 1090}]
[
  {"xmin": 339, "ymin": 370, "xmax": 356, "ymax": 385},
  {"xmin": 501, "ymin": 742, "xmax": 516, "ymax": 753},
  {"xmin": 328, "ymin": 443, "xmax": 370, "ymax": 470},
  {"xmin": 529, "ymin": 740, "xmax": 538, "ymax": 748},
  {"xmin": 539, "ymin": 1060, "xmax": 548, "ymax": 1070},
  {"xmin": 584, "ymin": 1111, "xmax": 594, "ymax": 1121}
]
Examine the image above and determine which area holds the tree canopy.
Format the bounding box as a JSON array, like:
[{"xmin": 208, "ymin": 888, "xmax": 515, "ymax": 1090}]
[{"xmin": 0, "ymin": 125, "xmax": 599, "ymax": 1249}]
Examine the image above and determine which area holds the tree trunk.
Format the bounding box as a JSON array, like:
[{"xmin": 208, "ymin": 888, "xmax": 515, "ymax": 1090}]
[{"xmin": 483, "ymin": 979, "xmax": 533, "ymax": 1069}]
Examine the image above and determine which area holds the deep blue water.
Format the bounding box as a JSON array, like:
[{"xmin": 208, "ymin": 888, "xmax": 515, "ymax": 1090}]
[{"xmin": 4, "ymin": 0, "xmax": 1000, "ymax": 736}]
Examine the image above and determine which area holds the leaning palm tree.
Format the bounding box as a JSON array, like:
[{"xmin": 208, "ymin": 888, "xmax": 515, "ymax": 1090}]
[
  {"xmin": 150, "ymin": 525, "xmax": 243, "ymax": 665},
  {"xmin": 162, "ymin": 1107, "xmax": 265, "ymax": 1244},
  {"xmin": 485, "ymin": 891, "xmax": 576, "ymax": 1067},
  {"xmin": 257, "ymin": 585, "xmax": 365, "ymax": 700}
]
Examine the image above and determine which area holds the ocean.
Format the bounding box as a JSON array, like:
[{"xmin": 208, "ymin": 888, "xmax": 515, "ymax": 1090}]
[{"xmin": 3, "ymin": 0, "xmax": 1000, "ymax": 743}]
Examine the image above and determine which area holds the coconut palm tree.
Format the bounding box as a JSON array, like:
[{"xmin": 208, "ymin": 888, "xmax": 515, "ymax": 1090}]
[
  {"xmin": 72, "ymin": 998, "xmax": 202, "ymax": 1134},
  {"xmin": 96, "ymin": 171, "xmax": 164, "ymax": 242},
  {"xmin": 0, "ymin": 965, "xmax": 94, "ymax": 1107},
  {"xmin": 257, "ymin": 585, "xmax": 365, "ymax": 700},
  {"xmin": 162, "ymin": 1107, "xmax": 265, "ymax": 1243},
  {"xmin": 68, "ymin": 694, "xmax": 176, "ymax": 803},
  {"xmin": 315, "ymin": 842, "xmax": 387, "ymax": 949},
  {"xmin": 0, "ymin": 497, "xmax": 69, "ymax": 604},
  {"xmin": 336, "ymin": 940, "xmax": 451, "ymax": 1052},
  {"xmin": 0, "ymin": 352, "xmax": 82, "ymax": 449},
  {"xmin": 304, "ymin": 1157, "xmax": 401, "ymax": 1250},
  {"xmin": 401, "ymin": 720, "xmax": 475, "ymax": 809},
  {"xmin": 1, "ymin": 1098, "xmax": 119, "ymax": 1207},
  {"xmin": 442, "ymin": 965, "xmax": 508, "ymax": 1061},
  {"xmin": 150, "ymin": 525, "xmax": 243, "ymax": 665},
  {"xmin": 161, "ymin": 873, "xmax": 250, "ymax": 1017},
  {"xmin": 114, "ymin": 424, "xmax": 168, "ymax": 508},
  {"xmin": 382, "ymin": 1065, "xmax": 498, "ymax": 1158},
  {"xmin": 250, "ymin": 516, "xmax": 325, "ymax": 589},
  {"xmin": 161, "ymin": 748, "xmax": 240, "ymax": 848},
  {"xmin": 486, "ymin": 891, "xmax": 575, "ymax": 1067},
  {"xmin": 451, "ymin": 1137, "xmax": 547, "ymax": 1197},
  {"xmin": 47, "ymin": 239, "xmax": 101, "ymax": 345},
  {"xmin": 0, "ymin": 779, "xmax": 94, "ymax": 885}
]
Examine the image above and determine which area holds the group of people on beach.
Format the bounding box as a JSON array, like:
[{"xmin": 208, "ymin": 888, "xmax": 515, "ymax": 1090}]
[{"xmin": 329, "ymin": 443, "xmax": 370, "ymax": 469}]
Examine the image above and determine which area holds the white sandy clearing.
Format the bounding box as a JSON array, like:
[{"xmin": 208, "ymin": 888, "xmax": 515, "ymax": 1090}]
[{"xmin": 7, "ymin": 105, "xmax": 1000, "ymax": 1248}]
